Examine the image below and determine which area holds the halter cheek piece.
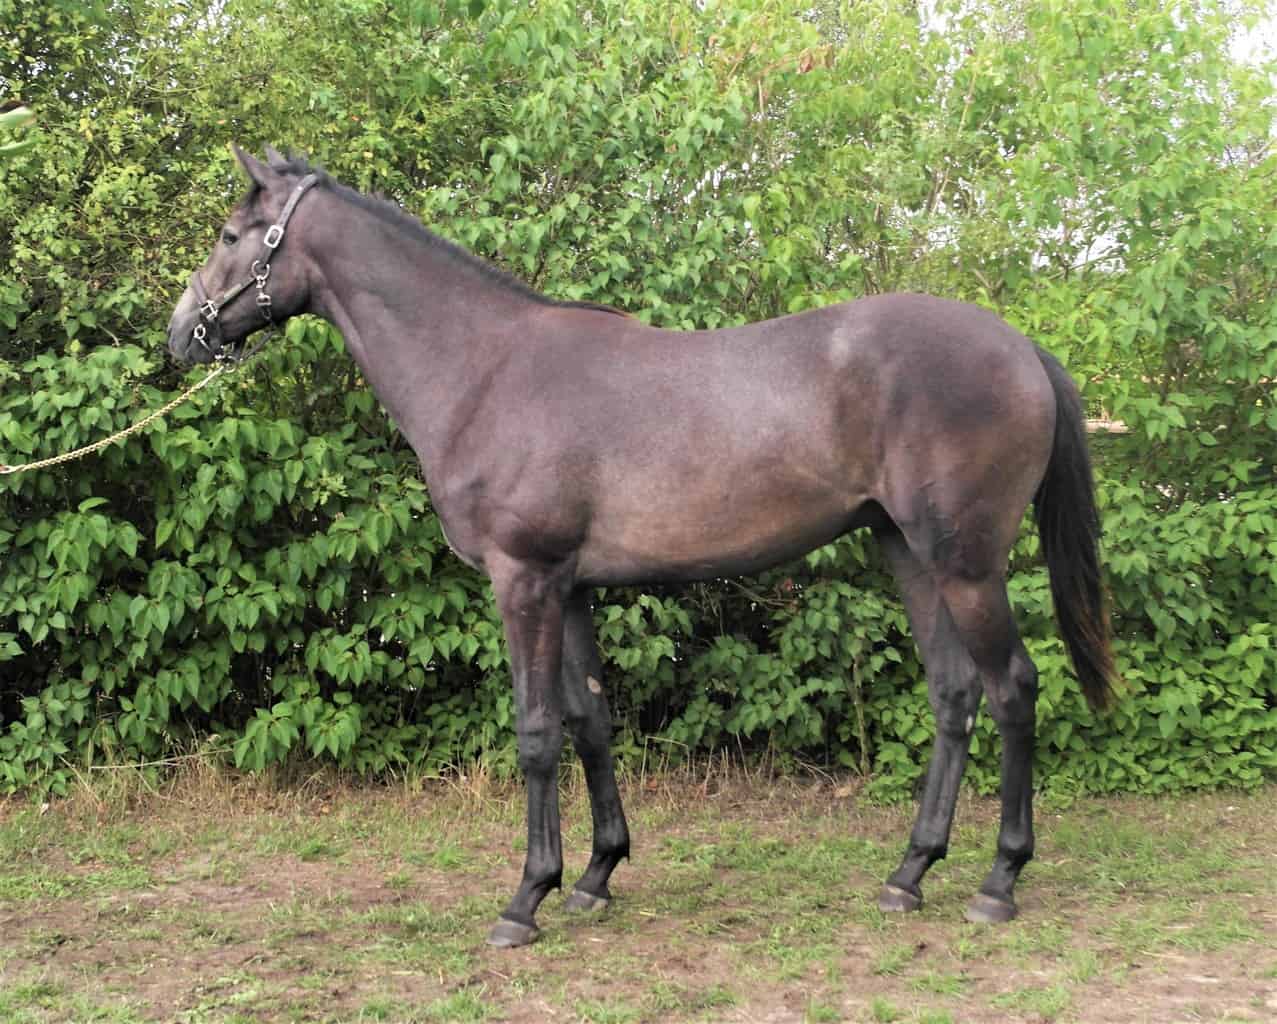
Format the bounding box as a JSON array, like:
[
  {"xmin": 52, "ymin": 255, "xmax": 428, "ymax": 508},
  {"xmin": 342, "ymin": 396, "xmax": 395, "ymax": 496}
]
[{"xmin": 190, "ymin": 173, "xmax": 320, "ymax": 360}]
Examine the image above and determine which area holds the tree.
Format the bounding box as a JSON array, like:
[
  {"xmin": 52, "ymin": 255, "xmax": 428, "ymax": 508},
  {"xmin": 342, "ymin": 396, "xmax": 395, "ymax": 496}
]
[
  {"xmin": 1, "ymin": 0, "xmax": 1273, "ymax": 795},
  {"xmin": 0, "ymin": 103, "xmax": 35, "ymax": 160}
]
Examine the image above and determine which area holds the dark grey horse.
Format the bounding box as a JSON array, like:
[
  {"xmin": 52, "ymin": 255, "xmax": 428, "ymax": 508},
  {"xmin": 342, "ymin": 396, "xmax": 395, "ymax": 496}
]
[{"xmin": 168, "ymin": 147, "xmax": 1115, "ymax": 947}]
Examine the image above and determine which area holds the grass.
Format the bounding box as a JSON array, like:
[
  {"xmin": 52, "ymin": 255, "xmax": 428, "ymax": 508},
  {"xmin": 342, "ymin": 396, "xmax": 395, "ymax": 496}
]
[
  {"xmin": 1, "ymin": 771, "xmax": 1275, "ymax": 1023},
  {"xmin": 989, "ymin": 982, "xmax": 1073, "ymax": 1019},
  {"xmin": 423, "ymin": 989, "xmax": 492, "ymax": 1022}
]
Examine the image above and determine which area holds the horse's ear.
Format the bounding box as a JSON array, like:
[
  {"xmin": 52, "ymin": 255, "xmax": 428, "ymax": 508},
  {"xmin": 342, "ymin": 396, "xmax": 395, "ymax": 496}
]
[
  {"xmin": 264, "ymin": 145, "xmax": 288, "ymax": 168},
  {"xmin": 232, "ymin": 143, "xmax": 276, "ymax": 190}
]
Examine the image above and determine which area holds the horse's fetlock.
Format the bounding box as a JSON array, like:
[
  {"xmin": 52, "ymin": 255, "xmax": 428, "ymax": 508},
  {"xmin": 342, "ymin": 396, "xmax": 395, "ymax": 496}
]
[
  {"xmin": 997, "ymin": 833, "xmax": 1034, "ymax": 868},
  {"xmin": 597, "ymin": 832, "xmax": 630, "ymax": 864},
  {"xmin": 907, "ymin": 838, "xmax": 948, "ymax": 866},
  {"xmin": 521, "ymin": 850, "xmax": 563, "ymax": 889}
]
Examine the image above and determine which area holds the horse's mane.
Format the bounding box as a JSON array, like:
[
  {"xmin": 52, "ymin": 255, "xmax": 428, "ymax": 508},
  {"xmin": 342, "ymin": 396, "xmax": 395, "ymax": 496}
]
[{"xmin": 257, "ymin": 155, "xmax": 628, "ymax": 319}]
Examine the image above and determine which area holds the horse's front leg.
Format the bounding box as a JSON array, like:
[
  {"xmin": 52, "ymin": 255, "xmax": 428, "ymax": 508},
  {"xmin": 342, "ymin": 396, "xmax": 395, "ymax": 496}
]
[{"xmin": 486, "ymin": 560, "xmax": 568, "ymax": 948}]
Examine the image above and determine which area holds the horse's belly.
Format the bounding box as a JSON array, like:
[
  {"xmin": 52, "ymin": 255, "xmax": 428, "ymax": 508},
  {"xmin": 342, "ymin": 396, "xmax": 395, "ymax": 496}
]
[{"xmin": 575, "ymin": 476, "xmax": 872, "ymax": 586}]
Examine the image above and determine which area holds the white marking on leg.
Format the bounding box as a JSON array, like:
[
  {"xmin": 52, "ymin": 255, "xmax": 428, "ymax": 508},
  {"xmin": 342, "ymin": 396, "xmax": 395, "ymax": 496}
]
[
  {"xmin": 587, "ymin": 675, "xmax": 603, "ymax": 695},
  {"xmin": 966, "ymin": 715, "xmax": 975, "ymax": 734}
]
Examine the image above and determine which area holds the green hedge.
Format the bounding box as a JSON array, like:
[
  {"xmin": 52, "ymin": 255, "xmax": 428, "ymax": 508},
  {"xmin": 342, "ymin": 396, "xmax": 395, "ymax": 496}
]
[{"xmin": 1, "ymin": 0, "xmax": 1274, "ymax": 796}]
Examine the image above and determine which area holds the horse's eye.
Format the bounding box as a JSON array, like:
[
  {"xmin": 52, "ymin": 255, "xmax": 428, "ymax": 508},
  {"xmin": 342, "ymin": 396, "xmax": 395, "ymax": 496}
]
[{"xmin": 221, "ymin": 229, "xmax": 238, "ymax": 246}]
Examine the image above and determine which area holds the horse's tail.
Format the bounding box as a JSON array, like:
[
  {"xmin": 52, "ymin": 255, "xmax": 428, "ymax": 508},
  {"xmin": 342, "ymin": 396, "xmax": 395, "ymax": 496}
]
[{"xmin": 1033, "ymin": 348, "xmax": 1116, "ymax": 710}]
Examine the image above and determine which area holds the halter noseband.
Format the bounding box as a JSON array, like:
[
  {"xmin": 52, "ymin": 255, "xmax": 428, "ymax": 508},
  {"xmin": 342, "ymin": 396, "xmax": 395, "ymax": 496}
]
[{"xmin": 190, "ymin": 173, "xmax": 320, "ymax": 360}]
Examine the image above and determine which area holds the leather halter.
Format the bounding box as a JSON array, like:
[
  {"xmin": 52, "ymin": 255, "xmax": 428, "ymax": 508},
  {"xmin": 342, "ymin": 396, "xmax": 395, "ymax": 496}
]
[{"xmin": 190, "ymin": 173, "xmax": 320, "ymax": 359}]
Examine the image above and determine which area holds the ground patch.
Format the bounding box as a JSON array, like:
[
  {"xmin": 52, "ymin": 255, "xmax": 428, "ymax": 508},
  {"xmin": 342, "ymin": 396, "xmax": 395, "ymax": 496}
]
[{"xmin": 1, "ymin": 773, "xmax": 1274, "ymax": 1022}]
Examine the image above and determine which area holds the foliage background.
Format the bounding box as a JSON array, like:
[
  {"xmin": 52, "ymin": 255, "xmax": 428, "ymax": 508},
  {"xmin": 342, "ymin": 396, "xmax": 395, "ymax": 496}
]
[{"xmin": 1, "ymin": 0, "xmax": 1274, "ymax": 797}]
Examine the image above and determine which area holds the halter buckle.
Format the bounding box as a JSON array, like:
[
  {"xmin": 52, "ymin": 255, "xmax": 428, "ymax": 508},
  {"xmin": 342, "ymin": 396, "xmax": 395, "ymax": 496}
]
[
  {"xmin": 198, "ymin": 299, "xmax": 218, "ymax": 321},
  {"xmin": 263, "ymin": 224, "xmax": 284, "ymax": 249},
  {"xmin": 192, "ymin": 321, "xmax": 216, "ymax": 355}
]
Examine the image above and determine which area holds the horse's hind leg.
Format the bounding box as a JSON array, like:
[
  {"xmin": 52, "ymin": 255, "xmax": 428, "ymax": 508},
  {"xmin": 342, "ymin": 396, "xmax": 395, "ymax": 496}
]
[
  {"xmin": 560, "ymin": 591, "xmax": 631, "ymax": 912},
  {"xmin": 876, "ymin": 526, "xmax": 983, "ymax": 913},
  {"xmin": 937, "ymin": 573, "xmax": 1039, "ymax": 923}
]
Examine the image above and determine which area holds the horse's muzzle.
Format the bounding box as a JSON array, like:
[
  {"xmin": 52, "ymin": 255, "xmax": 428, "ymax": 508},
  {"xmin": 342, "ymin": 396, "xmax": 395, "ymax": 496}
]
[{"xmin": 167, "ymin": 289, "xmax": 215, "ymax": 366}]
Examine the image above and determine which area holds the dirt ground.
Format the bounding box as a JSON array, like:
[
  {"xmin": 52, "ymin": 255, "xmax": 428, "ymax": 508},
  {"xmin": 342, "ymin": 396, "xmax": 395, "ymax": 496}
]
[{"xmin": 1, "ymin": 773, "xmax": 1275, "ymax": 1023}]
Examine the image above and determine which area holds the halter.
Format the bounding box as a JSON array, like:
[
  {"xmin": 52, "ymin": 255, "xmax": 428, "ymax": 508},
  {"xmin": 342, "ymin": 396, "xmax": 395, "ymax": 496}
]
[{"xmin": 189, "ymin": 173, "xmax": 320, "ymax": 361}]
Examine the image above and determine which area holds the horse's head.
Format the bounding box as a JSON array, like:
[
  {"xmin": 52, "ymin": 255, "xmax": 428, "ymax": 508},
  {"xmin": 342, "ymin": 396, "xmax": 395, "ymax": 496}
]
[{"xmin": 168, "ymin": 145, "xmax": 320, "ymax": 365}]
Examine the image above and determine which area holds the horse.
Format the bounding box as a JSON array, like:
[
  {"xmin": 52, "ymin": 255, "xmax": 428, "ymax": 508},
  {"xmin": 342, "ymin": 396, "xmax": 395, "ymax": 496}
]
[{"xmin": 168, "ymin": 146, "xmax": 1115, "ymax": 947}]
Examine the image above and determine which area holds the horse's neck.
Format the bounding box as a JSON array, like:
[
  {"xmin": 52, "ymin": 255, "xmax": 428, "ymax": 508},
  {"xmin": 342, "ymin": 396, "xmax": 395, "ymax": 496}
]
[{"xmin": 305, "ymin": 202, "xmax": 535, "ymax": 477}]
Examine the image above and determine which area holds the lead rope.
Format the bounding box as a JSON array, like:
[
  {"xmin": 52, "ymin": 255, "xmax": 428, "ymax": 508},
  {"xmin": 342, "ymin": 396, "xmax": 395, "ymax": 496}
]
[
  {"xmin": 0, "ymin": 335, "xmax": 271, "ymax": 477},
  {"xmin": 3, "ymin": 173, "xmax": 318, "ymax": 478}
]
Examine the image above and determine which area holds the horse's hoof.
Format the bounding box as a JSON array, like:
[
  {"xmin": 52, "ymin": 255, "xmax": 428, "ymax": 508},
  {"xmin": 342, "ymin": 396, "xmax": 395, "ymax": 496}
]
[
  {"xmin": 564, "ymin": 888, "xmax": 610, "ymax": 914},
  {"xmin": 878, "ymin": 884, "xmax": 922, "ymax": 913},
  {"xmin": 965, "ymin": 892, "xmax": 1017, "ymax": 924},
  {"xmin": 485, "ymin": 917, "xmax": 541, "ymax": 948}
]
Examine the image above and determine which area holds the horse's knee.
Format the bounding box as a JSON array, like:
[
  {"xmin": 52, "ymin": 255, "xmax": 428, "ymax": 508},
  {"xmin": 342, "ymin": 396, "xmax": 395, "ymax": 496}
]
[{"xmin": 517, "ymin": 722, "xmax": 562, "ymax": 778}]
